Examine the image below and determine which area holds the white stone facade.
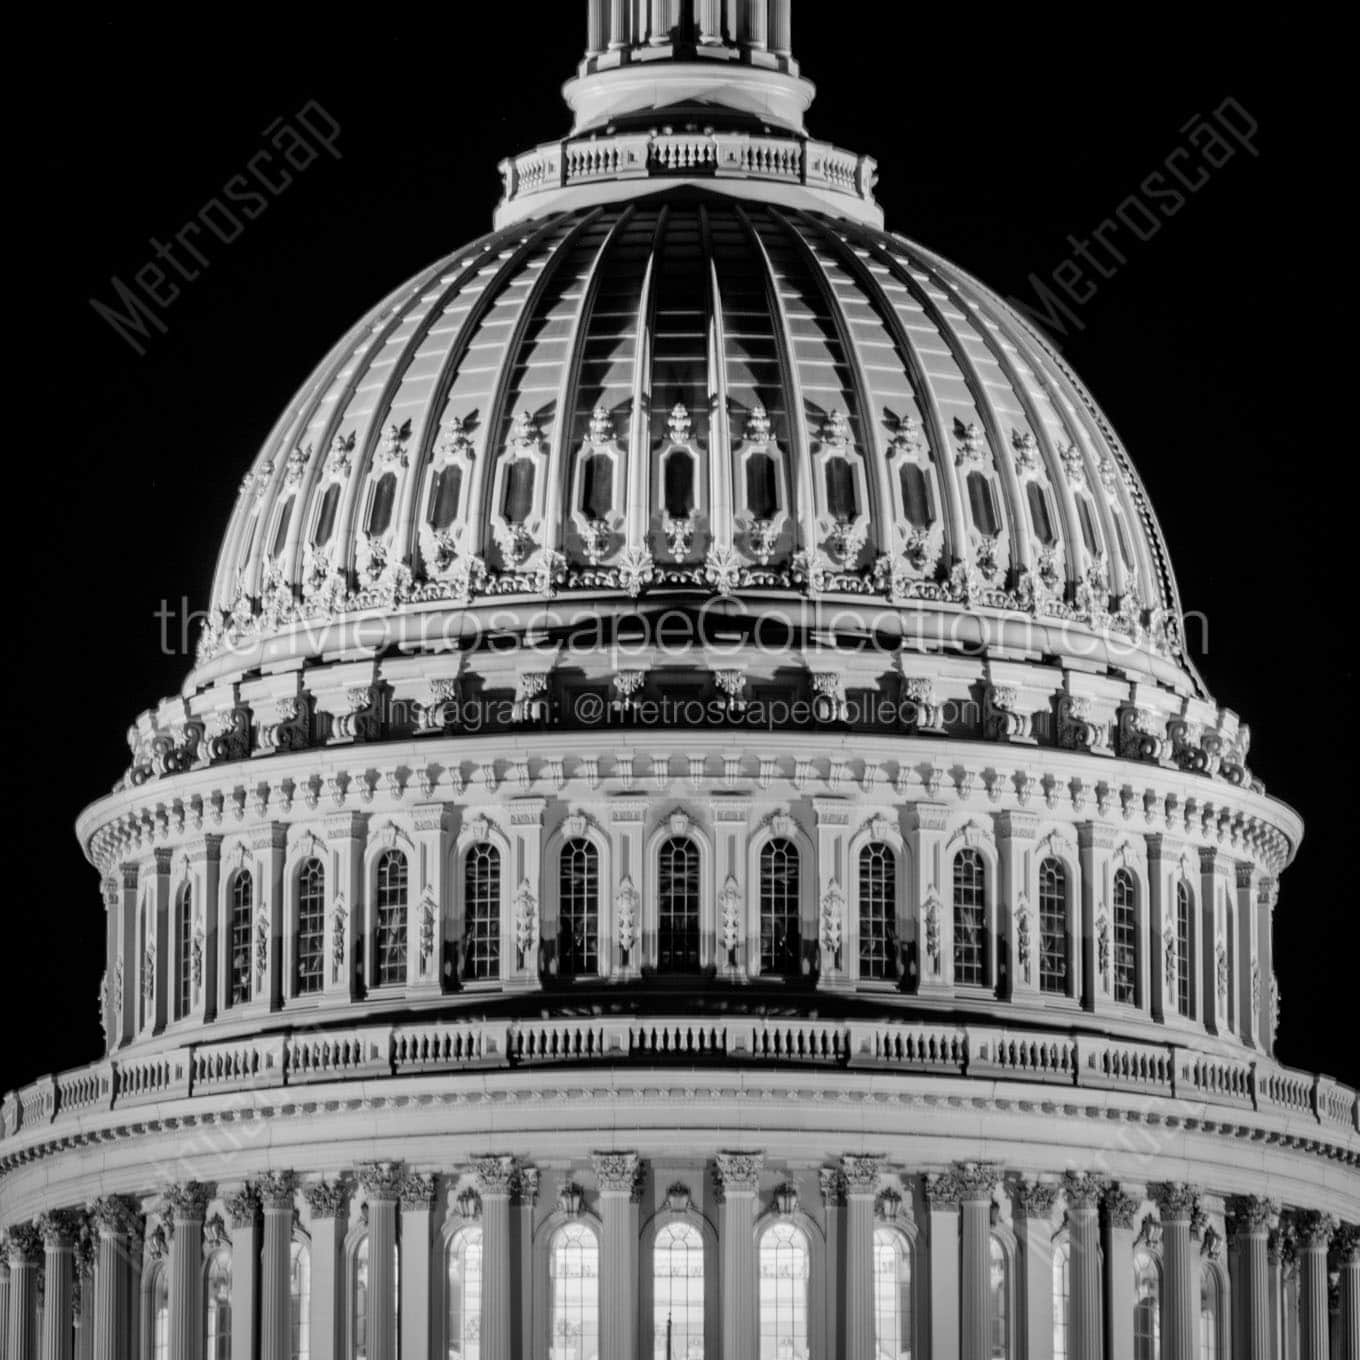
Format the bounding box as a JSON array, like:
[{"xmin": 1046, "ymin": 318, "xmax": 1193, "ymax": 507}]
[{"xmin": 2, "ymin": 3, "xmax": 1358, "ymax": 1357}]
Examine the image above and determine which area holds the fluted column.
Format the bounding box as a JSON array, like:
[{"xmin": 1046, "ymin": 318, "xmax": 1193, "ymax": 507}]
[
  {"xmin": 74, "ymin": 1237, "xmax": 95, "ymax": 1360},
  {"xmin": 257, "ymin": 1172, "xmax": 297, "ymax": 1360},
  {"xmin": 1291, "ymin": 1212, "xmax": 1337, "ymax": 1360},
  {"xmin": 1013, "ymin": 1182, "xmax": 1060, "ymax": 1360},
  {"xmin": 517, "ymin": 1168, "xmax": 540, "ymax": 1357},
  {"xmin": 163, "ymin": 1183, "xmax": 212, "ymax": 1360},
  {"xmin": 593, "ymin": 1152, "xmax": 641, "ymax": 1360},
  {"xmin": 223, "ymin": 1184, "xmax": 261, "ymax": 1360},
  {"xmin": 6, "ymin": 1226, "xmax": 40, "ymax": 1360},
  {"xmin": 1228, "ymin": 1196, "xmax": 1276, "ymax": 1360},
  {"xmin": 356, "ymin": 1164, "xmax": 401, "ymax": 1360},
  {"xmin": 399, "ymin": 1174, "xmax": 437, "ymax": 1360},
  {"xmin": 91, "ymin": 1196, "xmax": 138, "ymax": 1360},
  {"xmin": 819, "ymin": 1170, "xmax": 844, "ymax": 1358},
  {"xmin": 0, "ymin": 1255, "xmax": 11, "ymax": 1360},
  {"xmin": 716, "ymin": 1152, "xmax": 763, "ymax": 1360},
  {"xmin": 1103, "ymin": 1185, "xmax": 1140, "ymax": 1360},
  {"xmin": 302, "ymin": 1181, "xmax": 349, "ymax": 1360},
  {"xmin": 1153, "ymin": 1184, "xmax": 1201, "ymax": 1360},
  {"xmin": 770, "ymin": 0, "xmax": 792, "ymax": 55},
  {"xmin": 39, "ymin": 1213, "xmax": 80, "ymax": 1360},
  {"xmin": 1268, "ymin": 1230, "xmax": 1285, "ymax": 1360},
  {"xmin": 473, "ymin": 1156, "xmax": 517, "ymax": 1360},
  {"xmin": 924, "ymin": 1173, "xmax": 961, "ymax": 1358},
  {"xmin": 842, "ymin": 1155, "xmax": 884, "ymax": 1358},
  {"xmin": 1065, "ymin": 1174, "xmax": 1105, "ymax": 1360},
  {"xmin": 954, "ymin": 1164, "xmax": 998, "ymax": 1360},
  {"xmin": 1337, "ymin": 1225, "xmax": 1360, "ymax": 1360}
]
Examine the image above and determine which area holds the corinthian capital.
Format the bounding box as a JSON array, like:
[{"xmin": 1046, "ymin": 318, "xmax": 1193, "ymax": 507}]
[
  {"xmin": 1284, "ymin": 1209, "xmax": 1337, "ymax": 1249},
  {"xmin": 1011, "ymin": 1180, "xmax": 1060, "ymax": 1220},
  {"xmin": 471, "ymin": 1155, "xmax": 518, "ymax": 1196},
  {"xmin": 1225, "ymin": 1195, "xmax": 1276, "ymax": 1237},
  {"xmin": 37, "ymin": 1210, "xmax": 85, "ymax": 1249},
  {"xmin": 162, "ymin": 1181, "xmax": 215, "ymax": 1221},
  {"xmin": 1102, "ymin": 1186, "xmax": 1141, "ymax": 1231},
  {"xmin": 714, "ymin": 1151, "xmax": 764, "ymax": 1195},
  {"xmin": 591, "ymin": 1151, "xmax": 642, "ymax": 1197},
  {"xmin": 953, "ymin": 1162, "xmax": 1001, "ymax": 1202},
  {"xmin": 257, "ymin": 1171, "xmax": 298, "ymax": 1211},
  {"xmin": 399, "ymin": 1174, "xmax": 438, "ymax": 1210},
  {"xmin": 5, "ymin": 1223, "xmax": 42, "ymax": 1263},
  {"xmin": 1150, "ymin": 1182, "xmax": 1201, "ymax": 1224},
  {"xmin": 355, "ymin": 1162, "xmax": 405, "ymax": 1202},
  {"xmin": 89, "ymin": 1195, "xmax": 141, "ymax": 1239},
  {"xmin": 222, "ymin": 1184, "xmax": 261, "ymax": 1229},
  {"xmin": 1064, "ymin": 1171, "xmax": 1107, "ymax": 1211},
  {"xmin": 301, "ymin": 1180, "xmax": 350, "ymax": 1221},
  {"xmin": 840, "ymin": 1154, "xmax": 885, "ymax": 1196}
]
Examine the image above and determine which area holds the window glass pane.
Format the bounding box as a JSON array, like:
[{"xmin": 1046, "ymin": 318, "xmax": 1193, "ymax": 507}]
[
  {"xmin": 291, "ymin": 1241, "xmax": 310, "ymax": 1360},
  {"xmin": 858, "ymin": 844, "xmax": 896, "ymax": 981},
  {"xmin": 1112, "ymin": 510, "xmax": 1134, "ymax": 568},
  {"xmin": 1039, "ymin": 859, "xmax": 1068, "ymax": 995},
  {"xmin": 153, "ymin": 1267, "xmax": 170, "ymax": 1360},
  {"xmin": 657, "ymin": 838, "xmax": 700, "ymax": 973},
  {"xmin": 230, "ymin": 872, "xmax": 253, "ymax": 1006},
  {"xmin": 1176, "ymin": 883, "xmax": 1194, "ymax": 1017},
  {"xmin": 177, "ymin": 884, "xmax": 194, "ymax": 1020},
  {"xmin": 504, "ymin": 459, "xmax": 535, "ymax": 524},
  {"xmin": 206, "ymin": 1250, "xmax": 232, "ymax": 1360},
  {"xmin": 313, "ymin": 482, "xmax": 341, "ymax": 546},
  {"xmin": 1200, "ymin": 1271, "xmax": 1217, "ymax": 1360},
  {"xmin": 664, "ymin": 450, "xmax": 695, "ymax": 519},
  {"xmin": 758, "ymin": 1223, "xmax": 809, "ymax": 1360},
  {"xmin": 953, "ymin": 849, "xmax": 987, "ymax": 987},
  {"xmin": 1052, "ymin": 1243, "xmax": 1070, "ymax": 1360},
  {"xmin": 759, "ymin": 838, "xmax": 800, "ymax": 977},
  {"xmin": 990, "ymin": 1237, "xmax": 1009, "ymax": 1359},
  {"xmin": 1026, "ymin": 482, "xmax": 1056, "ymax": 546},
  {"xmin": 272, "ymin": 497, "xmax": 294, "ymax": 557},
  {"xmin": 550, "ymin": 1223, "xmax": 599, "ymax": 1360},
  {"xmin": 447, "ymin": 1227, "xmax": 483, "ymax": 1360},
  {"xmin": 581, "ymin": 453, "xmax": 614, "ymax": 521},
  {"xmin": 465, "ymin": 844, "xmax": 502, "ymax": 981},
  {"xmin": 297, "ymin": 859, "xmax": 325, "ymax": 996},
  {"xmin": 1077, "ymin": 496, "xmax": 1101, "ymax": 556},
  {"xmin": 367, "ymin": 474, "xmax": 397, "ymax": 537},
  {"xmin": 1133, "ymin": 1251, "xmax": 1161, "ymax": 1360},
  {"xmin": 353, "ymin": 1238, "xmax": 368, "ymax": 1360},
  {"xmin": 900, "ymin": 463, "xmax": 934, "ymax": 530},
  {"xmin": 746, "ymin": 452, "xmax": 778, "ymax": 519},
  {"xmin": 1114, "ymin": 870, "xmax": 1138, "ymax": 1005},
  {"xmin": 653, "ymin": 1222, "xmax": 704, "ymax": 1359},
  {"xmin": 824, "ymin": 457, "xmax": 857, "ymax": 521},
  {"xmin": 967, "ymin": 472, "xmax": 999, "ymax": 536},
  {"xmin": 429, "ymin": 466, "xmax": 463, "ymax": 532},
  {"xmin": 375, "ymin": 850, "xmax": 408, "ymax": 987},
  {"xmin": 873, "ymin": 1228, "xmax": 911, "ymax": 1359},
  {"xmin": 559, "ymin": 839, "xmax": 599, "ymax": 979}
]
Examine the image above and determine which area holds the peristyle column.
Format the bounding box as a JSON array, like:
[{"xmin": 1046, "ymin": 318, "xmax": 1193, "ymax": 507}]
[
  {"xmin": 165, "ymin": 1182, "xmax": 213, "ymax": 1360},
  {"xmin": 91, "ymin": 1196, "xmax": 139, "ymax": 1360},
  {"xmin": 1228, "ymin": 1195, "xmax": 1277, "ymax": 1360},
  {"xmin": 958, "ymin": 1164, "xmax": 1000, "ymax": 1360},
  {"xmin": 842, "ymin": 1155, "xmax": 885, "ymax": 1358},
  {"xmin": 357, "ymin": 1164, "xmax": 401, "ymax": 1360},
  {"xmin": 258, "ymin": 1171, "xmax": 297, "ymax": 1360},
  {"xmin": 1066, "ymin": 1173, "xmax": 1105, "ymax": 1360},
  {"xmin": 1152, "ymin": 1183, "xmax": 1201, "ymax": 1360},
  {"xmin": 716, "ymin": 1151, "xmax": 763, "ymax": 1360},
  {"xmin": 38, "ymin": 1211, "xmax": 82, "ymax": 1360},
  {"xmin": 924, "ymin": 1172, "xmax": 961, "ymax": 1358},
  {"xmin": 1290, "ymin": 1211, "xmax": 1337, "ymax": 1360},
  {"xmin": 1013, "ymin": 1181, "xmax": 1060, "ymax": 1360},
  {"xmin": 399, "ymin": 1173, "xmax": 437, "ymax": 1360},
  {"xmin": 473, "ymin": 1155, "xmax": 518, "ymax": 1360},
  {"xmin": 1336, "ymin": 1224, "xmax": 1360, "ymax": 1360},
  {"xmin": 223, "ymin": 1184, "xmax": 261, "ymax": 1360},
  {"xmin": 592, "ymin": 1152, "xmax": 642, "ymax": 1360},
  {"xmin": 302, "ymin": 1181, "xmax": 349, "ymax": 1360},
  {"xmin": 6, "ymin": 1226, "xmax": 41, "ymax": 1360},
  {"xmin": 1103, "ymin": 1185, "xmax": 1141, "ymax": 1360}
]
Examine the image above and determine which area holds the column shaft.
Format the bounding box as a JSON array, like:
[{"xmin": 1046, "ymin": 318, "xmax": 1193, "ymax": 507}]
[
  {"xmin": 93, "ymin": 1231, "xmax": 128, "ymax": 1360},
  {"xmin": 5, "ymin": 1256, "xmax": 36, "ymax": 1360},
  {"xmin": 1341, "ymin": 1246, "xmax": 1359, "ymax": 1360},
  {"xmin": 260, "ymin": 1205, "xmax": 293, "ymax": 1360},
  {"xmin": 1300, "ymin": 1244, "xmax": 1330, "ymax": 1360},
  {"xmin": 366, "ymin": 1197, "xmax": 398, "ymax": 1360},
  {"xmin": 41, "ymin": 1237, "xmax": 74, "ymax": 1360},
  {"xmin": 960, "ymin": 1196, "xmax": 992, "ymax": 1360},
  {"xmin": 720, "ymin": 1191, "xmax": 757, "ymax": 1360},
  {"xmin": 844, "ymin": 1188, "xmax": 875, "ymax": 1359},
  {"xmin": 770, "ymin": 0, "xmax": 792, "ymax": 54},
  {"xmin": 477, "ymin": 1165, "xmax": 515, "ymax": 1360},
  {"xmin": 1231, "ymin": 1229, "xmax": 1271, "ymax": 1360},
  {"xmin": 0, "ymin": 1264, "xmax": 10, "ymax": 1360},
  {"xmin": 1071, "ymin": 1202, "xmax": 1103, "ymax": 1360},
  {"xmin": 1164, "ymin": 1215, "xmax": 1197, "ymax": 1360},
  {"xmin": 169, "ymin": 1214, "xmax": 206, "ymax": 1360}
]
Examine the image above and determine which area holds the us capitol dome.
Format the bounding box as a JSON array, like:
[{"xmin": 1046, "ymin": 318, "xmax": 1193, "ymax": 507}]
[{"xmin": 2, "ymin": 4, "xmax": 1357, "ymax": 1359}]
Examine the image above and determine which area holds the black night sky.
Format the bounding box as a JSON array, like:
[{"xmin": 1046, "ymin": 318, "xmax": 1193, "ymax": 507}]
[{"xmin": 5, "ymin": 10, "xmax": 1353, "ymax": 1095}]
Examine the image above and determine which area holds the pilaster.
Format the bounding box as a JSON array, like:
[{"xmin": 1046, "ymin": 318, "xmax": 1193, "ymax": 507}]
[
  {"xmin": 1078, "ymin": 821, "xmax": 1117, "ymax": 1009},
  {"xmin": 118, "ymin": 864, "xmax": 138, "ymax": 1044},
  {"xmin": 409, "ymin": 803, "xmax": 449, "ymax": 992},
  {"xmin": 1334, "ymin": 1224, "xmax": 1359, "ymax": 1360},
  {"xmin": 1199, "ymin": 847, "xmax": 1229, "ymax": 1037},
  {"xmin": 1228, "ymin": 1196, "xmax": 1276, "ymax": 1360},
  {"xmin": 1256, "ymin": 877, "xmax": 1278, "ymax": 1056},
  {"xmin": 185, "ymin": 836, "xmax": 222, "ymax": 1023},
  {"xmin": 146, "ymin": 847, "xmax": 172, "ymax": 1034},
  {"xmin": 813, "ymin": 797, "xmax": 851, "ymax": 984},
  {"xmin": 592, "ymin": 1151, "xmax": 642, "ymax": 1360},
  {"xmin": 253, "ymin": 824, "xmax": 288, "ymax": 1010},
  {"xmin": 1065, "ymin": 1173, "xmax": 1104, "ymax": 1360},
  {"xmin": 258, "ymin": 1172, "xmax": 297, "ymax": 1360},
  {"xmin": 1103, "ymin": 1184, "xmax": 1141, "ymax": 1360},
  {"xmin": 1288, "ymin": 1210, "xmax": 1336, "ymax": 1360},
  {"xmin": 608, "ymin": 796, "xmax": 648, "ymax": 977},
  {"xmin": 0, "ymin": 1257, "xmax": 10, "ymax": 1360},
  {"xmin": 505, "ymin": 797, "xmax": 546, "ymax": 987},
  {"xmin": 38, "ymin": 1212, "xmax": 80, "ymax": 1360},
  {"xmin": 908, "ymin": 803, "xmax": 951, "ymax": 995},
  {"xmin": 399, "ymin": 1172, "xmax": 437, "ymax": 1360},
  {"xmin": 996, "ymin": 811, "xmax": 1038, "ymax": 1000},
  {"xmin": 1146, "ymin": 834, "xmax": 1182, "ymax": 1022},
  {"xmin": 325, "ymin": 811, "xmax": 367, "ymax": 1000},
  {"xmin": 5, "ymin": 1226, "xmax": 40, "ymax": 1360},
  {"xmin": 819, "ymin": 1169, "xmax": 844, "ymax": 1360},
  {"xmin": 91, "ymin": 1196, "xmax": 139, "ymax": 1360},
  {"xmin": 1234, "ymin": 861, "xmax": 1261, "ymax": 1047},
  {"xmin": 716, "ymin": 1151, "xmax": 763, "ymax": 1360}
]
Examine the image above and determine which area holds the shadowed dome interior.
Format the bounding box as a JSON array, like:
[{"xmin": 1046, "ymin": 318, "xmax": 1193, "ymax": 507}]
[{"xmin": 200, "ymin": 190, "xmax": 1193, "ymax": 694}]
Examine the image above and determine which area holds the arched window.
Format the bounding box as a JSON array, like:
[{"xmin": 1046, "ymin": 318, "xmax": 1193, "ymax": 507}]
[
  {"xmin": 558, "ymin": 838, "xmax": 599, "ymax": 979},
  {"xmin": 900, "ymin": 463, "xmax": 934, "ymax": 529},
  {"xmin": 296, "ymin": 858, "xmax": 326, "ymax": 996},
  {"xmin": 1026, "ymin": 482, "xmax": 1057, "ymax": 546},
  {"xmin": 989, "ymin": 1236, "xmax": 1010, "ymax": 1359},
  {"xmin": 352, "ymin": 1237, "xmax": 368, "ymax": 1360},
  {"xmin": 503, "ymin": 459, "xmax": 535, "ymax": 524},
  {"xmin": 1052, "ymin": 1240, "xmax": 1070, "ymax": 1360},
  {"xmin": 953, "ymin": 849, "xmax": 987, "ymax": 987},
  {"xmin": 873, "ymin": 1227, "xmax": 912, "ymax": 1359},
  {"xmin": 1113, "ymin": 868, "xmax": 1138, "ymax": 1006},
  {"xmin": 290, "ymin": 1241, "xmax": 310, "ymax": 1360},
  {"xmin": 757, "ymin": 1222, "xmax": 809, "ymax": 1360},
  {"xmin": 759, "ymin": 838, "xmax": 800, "ymax": 977},
  {"xmin": 373, "ymin": 850, "xmax": 408, "ymax": 988},
  {"xmin": 205, "ymin": 1249, "xmax": 232, "ymax": 1360},
  {"xmin": 657, "ymin": 837, "xmax": 700, "ymax": 974},
  {"xmin": 1133, "ymin": 1249, "xmax": 1161, "ymax": 1360},
  {"xmin": 663, "ymin": 450, "xmax": 695, "ymax": 519},
  {"xmin": 745, "ymin": 451, "xmax": 778, "ymax": 519},
  {"xmin": 367, "ymin": 473, "xmax": 397, "ymax": 537},
  {"xmin": 229, "ymin": 871, "xmax": 253, "ymax": 1007},
  {"xmin": 967, "ymin": 471, "xmax": 1000, "ymax": 536},
  {"xmin": 150, "ymin": 1262, "xmax": 169, "ymax": 1360},
  {"xmin": 653, "ymin": 1221, "xmax": 704, "ymax": 1359},
  {"xmin": 858, "ymin": 842, "xmax": 896, "ymax": 981},
  {"xmin": 428, "ymin": 466, "xmax": 463, "ymax": 531},
  {"xmin": 549, "ymin": 1222, "xmax": 600, "ymax": 1360},
  {"xmin": 1176, "ymin": 882, "xmax": 1194, "ymax": 1018},
  {"xmin": 313, "ymin": 482, "xmax": 341, "ymax": 546},
  {"xmin": 1038, "ymin": 858, "xmax": 1068, "ymax": 995},
  {"xmin": 581, "ymin": 453, "xmax": 613, "ymax": 521},
  {"xmin": 464, "ymin": 843, "xmax": 501, "ymax": 981},
  {"xmin": 1200, "ymin": 1267, "xmax": 1221, "ymax": 1360},
  {"xmin": 447, "ymin": 1226, "xmax": 483, "ymax": 1359},
  {"xmin": 176, "ymin": 883, "xmax": 194, "ymax": 1021},
  {"xmin": 825, "ymin": 456, "xmax": 857, "ymax": 521}
]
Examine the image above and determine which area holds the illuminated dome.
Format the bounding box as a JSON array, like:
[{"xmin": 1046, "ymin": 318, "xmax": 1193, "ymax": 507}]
[{"xmin": 2, "ymin": 7, "xmax": 1355, "ymax": 1360}]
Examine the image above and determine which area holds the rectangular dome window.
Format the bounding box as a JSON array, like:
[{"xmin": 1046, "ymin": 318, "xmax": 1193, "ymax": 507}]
[
  {"xmin": 270, "ymin": 496, "xmax": 294, "ymax": 557},
  {"xmin": 900, "ymin": 463, "xmax": 934, "ymax": 529},
  {"xmin": 824, "ymin": 457, "xmax": 858, "ymax": 521},
  {"xmin": 580, "ymin": 452, "xmax": 614, "ymax": 521},
  {"xmin": 1026, "ymin": 482, "xmax": 1056, "ymax": 546},
  {"xmin": 503, "ymin": 460, "xmax": 535, "ymax": 525},
  {"xmin": 664, "ymin": 448, "xmax": 696, "ymax": 518},
  {"xmin": 1077, "ymin": 496, "xmax": 1101, "ymax": 556},
  {"xmin": 967, "ymin": 471, "xmax": 1000, "ymax": 537},
  {"xmin": 312, "ymin": 483, "xmax": 340, "ymax": 546},
  {"xmin": 746, "ymin": 451, "xmax": 778, "ymax": 519},
  {"xmin": 367, "ymin": 473, "xmax": 397, "ymax": 538}
]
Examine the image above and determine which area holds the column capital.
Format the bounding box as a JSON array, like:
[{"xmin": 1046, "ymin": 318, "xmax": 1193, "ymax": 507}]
[
  {"xmin": 471, "ymin": 1155, "xmax": 518, "ymax": 1197},
  {"xmin": 301, "ymin": 1179, "xmax": 351, "ymax": 1221},
  {"xmin": 953, "ymin": 1161, "xmax": 1001, "ymax": 1203},
  {"xmin": 1284, "ymin": 1208, "xmax": 1337, "ymax": 1249},
  {"xmin": 5, "ymin": 1222, "xmax": 41, "ymax": 1264},
  {"xmin": 1011, "ymin": 1179, "xmax": 1060, "ymax": 1220},
  {"xmin": 1332, "ymin": 1222, "xmax": 1360, "ymax": 1263},
  {"xmin": 356, "ymin": 1161, "xmax": 405, "ymax": 1203},
  {"xmin": 257, "ymin": 1170, "xmax": 298, "ymax": 1211},
  {"xmin": 819, "ymin": 1167, "xmax": 846, "ymax": 1206},
  {"xmin": 909, "ymin": 802, "xmax": 951, "ymax": 832},
  {"xmin": 591, "ymin": 1150, "xmax": 642, "ymax": 1197},
  {"xmin": 840, "ymin": 1154, "xmax": 886, "ymax": 1195},
  {"xmin": 994, "ymin": 810, "xmax": 1039, "ymax": 841},
  {"xmin": 1225, "ymin": 1194, "xmax": 1277, "ymax": 1237},
  {"xmin": 1150, "ymin": 1181, "xmax": 1202, "ymax": 1224},
  {"xmin": 714, "ymin": 1150, "xmax": 764, "ymax": 1195},
  {"xmin": 923, "ymin": 1171, "xmax": 963, "ymax": 1208},
  {"xmin": 36, "ymin": 1209, "xmax": 84, "ymax": 1248},
  {"xmin": 1064, "ymin": 1171, "xmax": 1107, "ymax": 1211},
  {"xmin": 516, "ymin": 1165, "xmax": 541, "ymax": 1207},
  {"xmin": 399, "ymin": 1173, "xmax": 438, "ymax": 1210},
  {"xmin": 223, "ymin": 1183, "xmax": 262, "ymax": 1228},
  {"xmin": 90, "ymin": 1194, "xmax": 141, "ymax": 1238},
  {"xmin": 1101, "ymin": 1185, "xmax": 1141, "ymax": 1230},
  {"xmin": 162, "ymin": 1180, "xmax": 215, "ymax": 1221}
]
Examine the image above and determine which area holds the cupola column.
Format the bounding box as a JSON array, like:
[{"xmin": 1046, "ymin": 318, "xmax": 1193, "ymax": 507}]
[
  {"xmin": 592, "ymin": 1151, "xmax": 641, "ymax": 1360},
  {"xmin": 1289, "ymin": 1211, "xmax": 1336, "ymax": 1360},
  {"xmin": 770, "ymin": 0, "xmax": 792, "ymax": 54},
  {"xmin": 841, "ymin": 1155, "xmax": 883, "ymax": 1358},
  {"xmin": 923, "ymin": 1173, "xmax": 961, "ymax": 1357},
  {"xmin": 91, "ymin": 1197, "xmax": 138, "ymax": 1360},
  {"xmin": 5, "ymin": 1228, "xmax": 40, "ymax": 1360},
  {"xmin": 1012, "ymin": 1182, "xmax": 1059, "ymax": 1360},
  {"xmin": 302, "ymin": 1182, "xmax": 349, "ymax": 1360},
  {"xmin": 1065, "ymin": 1174, "xmax": 1104, "ymax": 1360},
  {"xmin": 741, "ymin": 0, "xmax": 768, "ymax": 49},
  {"xmin": 38, "ymin": 1213, "xmax": 78, "ymax": 1360},
  {"xmin": 608, "ymin": 0, "xmax": 628, "ymax": 49},
  {"xmin": 1103, "ymin": 1186, "xmax": 1141, "ymax": 1360},
  {"xmin": 1227, "ymin": 1196, "xmax": 1275, "ymax": 1360},
  {"xmin": 357, "ymin": 1164, "xmax": 401, "ymax": 1360},
  {"xmin": 398, "ymin": 1174, "xmax": 436, "ymax": 1360},
  {"xmin": 1152, "ymin": 1183, "xmax": 1200, "ymax": 1360},
  {"xmin": 716, "ymin": 1151, "xmax": 763, "ymax": 1360},
  {"xmin": 1234, "ymin": 862, "xmax": 1260, "ymax": 1046},
  {"xmin": 258, "ymin": 1172, "xmax": 297, "ymax": 1360},
  {"xmin": 586, "ymin": 0, "xmax": 608, "ymax": 54},
  {"xmin": 223, "ymin": 1186, "xmax": 260, "ymax": 1360},
  {"xmin": 696, "ymin": 0, "xmax": 722, "ymax": 44},
  {"xmin": 1256, "ymin": 877, "xmax": 1278, "ymax": 1055},
  {"xmin": 473, "ymin": 1155, "xmax": 517, "ymax": 1360},
  {"xmin": 165, "ymin": 1183, "xmax": 212, "ymax": 1360}
]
